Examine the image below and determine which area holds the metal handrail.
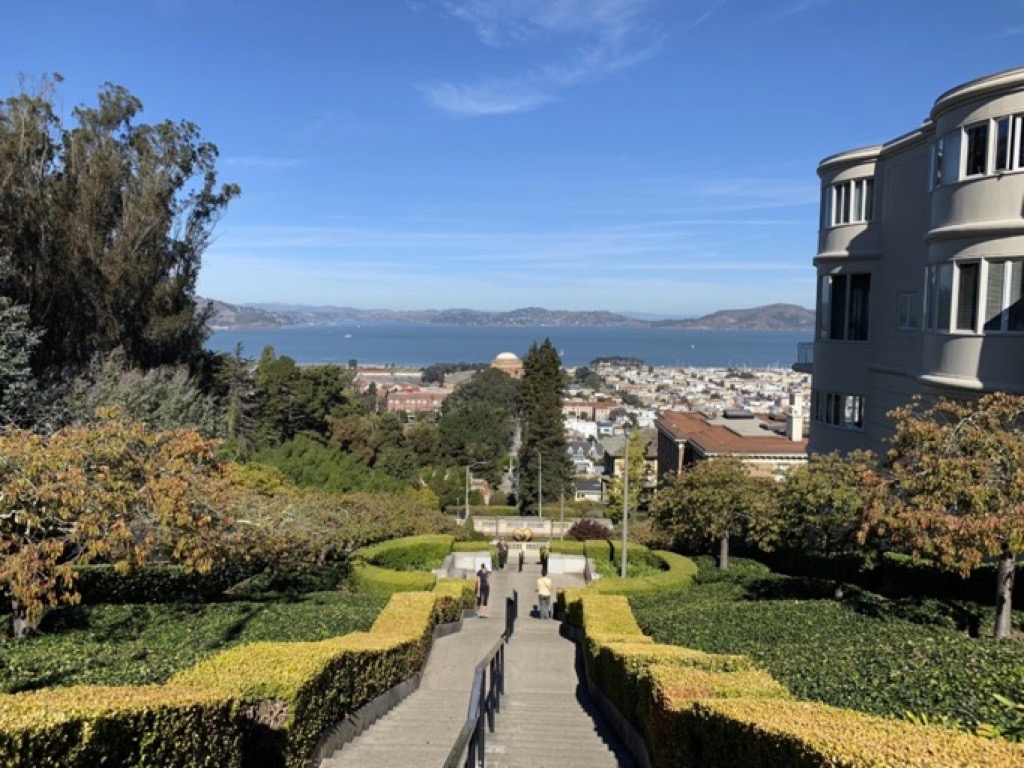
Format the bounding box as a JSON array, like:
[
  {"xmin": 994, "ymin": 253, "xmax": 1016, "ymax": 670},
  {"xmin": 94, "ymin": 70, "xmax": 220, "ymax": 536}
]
[{"xmin": 444, "ymin": 592, "xmax": 517, "ymax": 768}]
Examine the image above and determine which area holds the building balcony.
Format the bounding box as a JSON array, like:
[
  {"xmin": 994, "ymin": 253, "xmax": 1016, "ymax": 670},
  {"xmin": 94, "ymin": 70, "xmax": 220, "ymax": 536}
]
[{"xmin": 793, "ymin": 342, "xmax": 814, "ymax": 374}]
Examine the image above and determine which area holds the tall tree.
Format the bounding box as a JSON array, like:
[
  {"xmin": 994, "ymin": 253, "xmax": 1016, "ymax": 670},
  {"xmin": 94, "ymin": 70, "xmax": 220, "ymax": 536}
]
[
  {"xmin": 517, "ymin": 339, "xmax": 571, "ymax": 515},
  {"xmin": 438, "ymin": 367, "xmax": 520, "ymax": 483},
  {"xmin": 0, "ymin": 77, "xmax": 238, "ymax": 376},
  {"xmin": 650, "ymin": 458, "xmax": 773, "ymax": 571},
  {"xmin": 0, "ymin": 297, "xmax": 42, "ymax": 426},
  {"xmin": 862, "ymin": 393, "xmax": 1024, "ymax": 639}
]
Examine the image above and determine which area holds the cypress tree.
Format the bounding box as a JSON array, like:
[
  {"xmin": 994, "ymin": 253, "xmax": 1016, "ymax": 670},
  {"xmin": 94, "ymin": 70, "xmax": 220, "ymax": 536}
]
[{"xmin": 517, "ymin": 339, "xmax": 572, "ymax": 515}]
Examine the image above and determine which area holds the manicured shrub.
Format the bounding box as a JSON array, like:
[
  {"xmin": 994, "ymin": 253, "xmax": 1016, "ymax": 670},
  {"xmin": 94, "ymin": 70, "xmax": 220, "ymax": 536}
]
[
  {"xmin": 565, "ymin": 519, "xmax": 611, "ymax": 541},
  {"xmin": 348, "ymin": 564, "xmax": 436, "ymax": 596},
  {"xmin": 171, "ymin": 592, "xmax": 439, "ymax": 768},
  {"xmin": 2, "ymin": 593, "xmax": 386, "ymax": 694},
  {"xmin": 0, "ymin": 685, "xmax": 240, "ymax": 768},
  {"xmin": 350, "ymin": 534, "xmax": 454, "ymax": 572},
  {"xmin": 548, "ymin": 540, "xmax": 586, "ymax": 556},
  {"xmin": 585, "ymin": 538, "xmax": 613, "ymax": 561},
  {"xmin": 631, "ymin": 564, "xmax": 1024, "ymax": 734},
  {"xmin": 675, "ymin": 698, "xmax": 1024, "ymax": 768},
  {"xmin": 433, "ymin": 579, "xmax": 476, "ymax": 621},
  {"xmin": 72, "ymin": 561, "xmax": 261, "ymax": 605}
]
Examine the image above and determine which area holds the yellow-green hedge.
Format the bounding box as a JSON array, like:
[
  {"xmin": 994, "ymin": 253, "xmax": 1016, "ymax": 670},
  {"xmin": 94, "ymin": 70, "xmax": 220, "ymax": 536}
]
[
  {"xmin": 171, "ymin": 592, "xmax": 438, "ymax": 768},
  {"xmin": 570, "ymin": 588, "xmax": 1024, "ymax": 768},
  {"xmin": 675, "ymin": 698, "xmax": 1024, "ymax": 768},
  {"xmin": 0, "ymin": 685, "xmax": 239, "ymax": 768},
  {"xmin": 548, "ymin": 540, "xmax": 586, "ymax": 556},
  {"xmin": 350, "ymin": 534, "xmax": 455, "ymax": 571},
  {"xmin": 433, "ymin": 578, "xmax": 476, "ymax": 621},
  {"xmin": 349, "ymin": 563, "xmax": 436, "ymax": 595},
  {"xmin": 588, "ymin": 550, "xmax": 698, "ymax": 596}
]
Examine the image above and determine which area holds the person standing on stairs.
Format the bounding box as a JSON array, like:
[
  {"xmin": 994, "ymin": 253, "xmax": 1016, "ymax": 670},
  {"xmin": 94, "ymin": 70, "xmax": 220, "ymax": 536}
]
[
  {"xmin": 535, "ymin": 572, "xmax": 552, "ymax": 619},
  {"xmin": 475, "ymin": 563, "xmax": 491, "ymax": 618},
  {"xmin": 496, "ymin": 536, "xmax": 508, "ymax": 569}
]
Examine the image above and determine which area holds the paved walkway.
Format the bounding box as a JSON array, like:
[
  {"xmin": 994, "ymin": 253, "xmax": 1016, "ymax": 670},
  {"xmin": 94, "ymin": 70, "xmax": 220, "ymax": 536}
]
[{"xmin": 320, "ymin": 561, "xmax": 633, "ymax": 768}]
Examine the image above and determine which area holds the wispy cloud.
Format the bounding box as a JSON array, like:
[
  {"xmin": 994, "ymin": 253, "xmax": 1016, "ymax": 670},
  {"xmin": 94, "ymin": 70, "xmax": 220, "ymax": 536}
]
[
  {"xmin": 418, "ymin": 0, "xmax": 691, "ymax": 116},
  {"xmin": 770, "ymin": 0, "xmax": 835, "ymax": 21}
]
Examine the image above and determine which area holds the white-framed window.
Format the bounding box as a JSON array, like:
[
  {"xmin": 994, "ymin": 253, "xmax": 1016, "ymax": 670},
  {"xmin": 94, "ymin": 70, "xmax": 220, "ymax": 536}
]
[
  {"xmin": 824, "ymin": 178, "xmax": 873, "ymax": 226},
  {"xmin": 818, "ymin": 273, "xmax": 871, "ymax": 341},
  {"xmin": 812, "ymin": 390, "xmax": 864, "ymax": 429},
  {"xmin": 935, "ymin": 114, "xmax": 1024, "ymax": 186},
  {"xmin": 896, "ymin": 292, "xmax": 920, "ymax": 330},
  {"xmin": 925, "ymin": 258, "xmax": 1024, "ymax": 333}
]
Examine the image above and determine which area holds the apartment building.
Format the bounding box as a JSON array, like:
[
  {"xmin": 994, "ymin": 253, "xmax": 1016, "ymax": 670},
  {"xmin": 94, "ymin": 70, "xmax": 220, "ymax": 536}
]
[{"xmin": 801, "ymin": 68, "xmax": 1024, "ymax": 454}]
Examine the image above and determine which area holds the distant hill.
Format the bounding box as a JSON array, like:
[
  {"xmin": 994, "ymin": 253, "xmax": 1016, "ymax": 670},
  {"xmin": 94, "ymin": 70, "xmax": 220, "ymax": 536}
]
[
  {"xmin": 201, "ymin": 299, "xmax": 813, "ymax": 331},
  {"xmin": 652, "ymin": 303, "xmax": 814, "ymax": 331}
]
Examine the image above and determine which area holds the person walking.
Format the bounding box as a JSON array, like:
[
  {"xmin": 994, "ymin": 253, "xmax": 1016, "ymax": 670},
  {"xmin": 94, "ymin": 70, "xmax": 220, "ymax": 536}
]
[
  {"xmin": 496, "ymin": 536, "xmax": 508, "ymax": 569},
  {"xmin": 535, "ymin": 573, "xmax": 552, "ymax": 619},
  {"xmin": 475, "ymin": 562, "xmax": 491, "ymax": 618}
]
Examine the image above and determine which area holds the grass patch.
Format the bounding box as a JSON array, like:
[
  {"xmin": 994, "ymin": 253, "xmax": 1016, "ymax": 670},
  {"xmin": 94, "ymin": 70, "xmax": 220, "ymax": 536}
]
[
  {"xmin": 0, "ymin": 592, "xmax": 387, "ymax": 694},
  {"xmin": 630, "ymin": 557, "xmax": 1024, "ymax": 733}
]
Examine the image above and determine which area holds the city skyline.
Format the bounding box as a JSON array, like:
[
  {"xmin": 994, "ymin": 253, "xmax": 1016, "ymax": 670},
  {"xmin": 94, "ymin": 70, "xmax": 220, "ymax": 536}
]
[{"xmin": 4, "ymin": 1, "xmax": 1024, "ymax": 314}]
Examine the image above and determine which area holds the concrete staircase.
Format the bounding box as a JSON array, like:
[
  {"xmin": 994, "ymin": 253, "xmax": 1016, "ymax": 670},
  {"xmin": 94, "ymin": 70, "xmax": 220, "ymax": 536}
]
[
  {"xmin": 483, "ymin": 618, "xmax": 635, "ymax": 768},
  {"xmin": 319, "ymin": 563, "xmax": 634, "ymax": 768}
]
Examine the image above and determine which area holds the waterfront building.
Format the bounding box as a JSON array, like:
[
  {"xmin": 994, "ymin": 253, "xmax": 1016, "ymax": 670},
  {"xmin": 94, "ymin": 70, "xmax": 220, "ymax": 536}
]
[{"xmin": 801, "ymin": 68, "xmax": 1024, "ymax": 454}]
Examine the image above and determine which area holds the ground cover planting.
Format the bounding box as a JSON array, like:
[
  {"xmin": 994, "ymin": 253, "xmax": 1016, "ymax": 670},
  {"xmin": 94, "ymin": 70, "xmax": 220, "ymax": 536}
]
[
  {"xmin": 0, "ymin": 592, "xmax": 387, "ymax": 694},
  {"xmin": 630, "ymin": 557, "xmax": 1024, "ymax": 734}
]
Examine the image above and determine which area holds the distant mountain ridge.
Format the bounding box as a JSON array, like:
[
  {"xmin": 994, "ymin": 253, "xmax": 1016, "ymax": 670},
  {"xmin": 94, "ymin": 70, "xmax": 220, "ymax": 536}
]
[{"xmin": 201, "ymin": 299, "xmax": 813, "ymax": 331}]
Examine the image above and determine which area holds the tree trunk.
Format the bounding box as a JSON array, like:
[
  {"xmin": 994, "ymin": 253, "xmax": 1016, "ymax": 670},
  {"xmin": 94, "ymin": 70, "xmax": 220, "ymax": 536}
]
[
  {"xmin": 11, "ymin": 598, "xmax": 37, "ymax": 639},
  {"xmin": 718, "ymin": 533, "xmax": 730, "ymax": 571},
  {"xmin": 994, "ymin": 547, "xmax": 1015, "ymax": 640}
]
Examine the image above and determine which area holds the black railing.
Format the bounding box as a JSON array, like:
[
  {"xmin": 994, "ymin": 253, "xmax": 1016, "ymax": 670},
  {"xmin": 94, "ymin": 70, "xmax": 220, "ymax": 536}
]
[{"xmin": 443, "ymin": 637, "xmax": 506, "ymax": 768}]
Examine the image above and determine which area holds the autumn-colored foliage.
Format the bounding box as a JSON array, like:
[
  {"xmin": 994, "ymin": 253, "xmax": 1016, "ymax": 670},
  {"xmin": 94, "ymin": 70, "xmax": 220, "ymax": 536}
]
[
  {"xmin": 863, "ymin": 393, "xmax": 1024, "ymax": 638},
  {"xmin": 0, "ymin": 415, "xmax": 247, "ymax": 635}
]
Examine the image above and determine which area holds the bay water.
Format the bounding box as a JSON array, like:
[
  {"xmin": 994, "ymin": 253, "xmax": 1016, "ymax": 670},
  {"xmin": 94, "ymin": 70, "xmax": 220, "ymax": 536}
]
[{"xmin": 206, "ymin": 324, "xmax": 810, "ymax": 369}]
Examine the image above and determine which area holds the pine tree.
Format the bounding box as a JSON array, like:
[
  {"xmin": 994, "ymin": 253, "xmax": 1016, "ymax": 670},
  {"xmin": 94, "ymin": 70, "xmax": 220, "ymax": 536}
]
[{"xmin": 517, "ymin": 339, "xmax": 571, "ymax": 515}]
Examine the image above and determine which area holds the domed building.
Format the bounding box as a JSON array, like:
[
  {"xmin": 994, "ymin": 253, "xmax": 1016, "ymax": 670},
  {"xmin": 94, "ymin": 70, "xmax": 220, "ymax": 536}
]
[{"xmin": 491, "ymin": 351, "xmax": 524, "ymax": 379}]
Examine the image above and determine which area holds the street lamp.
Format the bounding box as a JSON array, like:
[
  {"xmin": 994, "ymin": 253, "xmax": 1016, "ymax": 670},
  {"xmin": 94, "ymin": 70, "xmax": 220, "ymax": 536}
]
[{"xmin": 620, "ymin": 427, "xmax": 630, "ymax": 579}]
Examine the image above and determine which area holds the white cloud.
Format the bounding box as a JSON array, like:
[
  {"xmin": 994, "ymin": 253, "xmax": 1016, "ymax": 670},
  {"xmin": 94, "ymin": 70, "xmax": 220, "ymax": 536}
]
[{"xmin": 418, "ymin": 0, "xmax": 680, "ymax": 115}]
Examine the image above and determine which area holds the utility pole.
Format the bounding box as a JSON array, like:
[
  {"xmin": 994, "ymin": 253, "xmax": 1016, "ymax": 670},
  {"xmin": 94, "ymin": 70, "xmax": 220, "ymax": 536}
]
[
  {"xmin": 620, "ymin": 429, "xmax": 630, "ymax": 578},
  {"xmin": 560, "ymin": 490, "xmax": 565, "ymax": 540}
]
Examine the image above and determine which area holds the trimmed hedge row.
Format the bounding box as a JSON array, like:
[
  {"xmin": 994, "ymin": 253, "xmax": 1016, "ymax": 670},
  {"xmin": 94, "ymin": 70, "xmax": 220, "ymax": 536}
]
[
  {"xmin": 588, "ymin": 551, "xmax": 698, "ymax": 596},
  {"xmin": 350, "ymin": 534, "xmax": 454, "ymax": 572},
  {"xmin": 548, "ymin": 540, "xmax": 586, "ymax": 556},
  {"xmin": 758, "ymin": 548, "xmax": 1024, "ymax": 609},
  {"xmin": 349, "ymin": 563, "xmax": 436, "ymax": 595},
  {"xmin": 564, "ymin": 581, "xmax": 1024, "ymax": 766},
  {"xmin": 2, "ymin": 534, "xmax": 480, "ymax": 768},
  {"xmin": 0, "ymin": 685, "xmax": 240, "ymax": 768}
]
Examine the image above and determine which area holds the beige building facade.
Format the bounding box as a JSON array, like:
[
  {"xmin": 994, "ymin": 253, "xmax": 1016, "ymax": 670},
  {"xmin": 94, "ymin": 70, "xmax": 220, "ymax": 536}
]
[{"xmin": 802, "ymin": 68, "xmax": 1024, "ymax": 455}]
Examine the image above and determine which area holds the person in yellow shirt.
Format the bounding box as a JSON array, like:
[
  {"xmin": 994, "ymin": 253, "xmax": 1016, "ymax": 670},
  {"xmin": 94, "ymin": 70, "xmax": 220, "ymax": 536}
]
[{"xmin": 535, "ymin": 573, "xmax": 552, "ymax": 619}]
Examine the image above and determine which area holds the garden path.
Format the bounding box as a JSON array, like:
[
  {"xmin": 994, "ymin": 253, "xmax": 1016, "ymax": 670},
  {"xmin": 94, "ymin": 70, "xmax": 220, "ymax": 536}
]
[{"xmin": 319, "ymin": 561, "xmax": 633, "ymax": 768}]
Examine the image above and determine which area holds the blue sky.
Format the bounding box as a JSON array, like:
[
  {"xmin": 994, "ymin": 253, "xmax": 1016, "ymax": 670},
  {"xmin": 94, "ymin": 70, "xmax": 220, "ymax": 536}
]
[{"xmin": 4, "ymin": 1, "xmax": 1024, "ymax": 317}]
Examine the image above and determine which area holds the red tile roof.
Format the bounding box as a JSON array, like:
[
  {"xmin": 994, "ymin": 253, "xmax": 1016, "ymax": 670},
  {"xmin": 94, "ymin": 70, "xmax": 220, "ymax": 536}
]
[{"xmin": 656, "ymin": 411, "xmax": 807, "ymax": 456}]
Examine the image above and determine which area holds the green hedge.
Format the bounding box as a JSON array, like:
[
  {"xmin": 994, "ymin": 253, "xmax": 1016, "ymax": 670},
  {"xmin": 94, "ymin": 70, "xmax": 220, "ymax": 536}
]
[
  {"xmin": 549, "ymin": 540, "xmax": 586, "ymax": 556},
  {"xmin": 72, "ymin": 562, "xmax": 261, "ymax": 605},
  {"xmin": 451, "ymin": 541, "xmax": 499, "ymax": 562},
  {"xmin": 171, "ymin": 592, "xmax": 439, "ymax": 768},
  {"xmin": 350, "ymin": 534, "xmax": 454, "ymax": 572},
  {"xmin": 571, "ymin": 590, "xmax": 1024, "ymax": 767},
  {"xmin": 588, "ymin": 551, "xmax": 698, "ymax": 596},
  {"xmin": 0, "ymin": 685, "xmax": 240, "ymax": 768},
  {"xmin": 349, "ymin": 564, "xmax": 436, "ymax": 596}
]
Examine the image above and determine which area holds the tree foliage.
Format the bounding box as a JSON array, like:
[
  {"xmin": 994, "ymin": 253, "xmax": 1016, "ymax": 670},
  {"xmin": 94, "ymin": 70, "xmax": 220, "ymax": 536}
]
[
  {"xmin": 0, "ymin": 416, "xmax": 243, "ymax": 637},
  {"xmin": 864, "ymin": 393, "xmax": 1024, "ymax": 638},
  {"xmin": 518, "ymin": 339, "xmax": 571, "ymax": 514},
  {"xmin": 605, "ymin": 429, "xmax": 647, "ymax": 521},
  {"xmin": 651, "ymin": 458, "xmax": 773, "ymax": 570},
  {"xmin": 0, "ymin": 297, "xmax": 42, "ymax": 426},
  {"xmin": 0, "ymin": 78, "xmax": 239, "ymax": 376}
]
